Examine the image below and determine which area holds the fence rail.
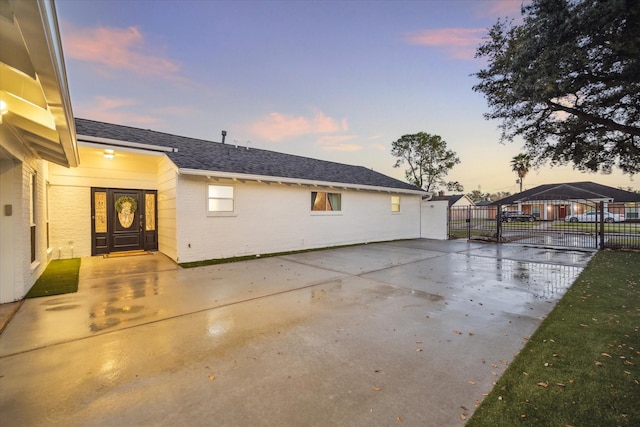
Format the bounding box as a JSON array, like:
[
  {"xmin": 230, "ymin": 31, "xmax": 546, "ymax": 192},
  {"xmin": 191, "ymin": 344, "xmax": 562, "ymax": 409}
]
[{"xmin": 449, "ymin": 201, "xmax": 640, "ymax": 250}]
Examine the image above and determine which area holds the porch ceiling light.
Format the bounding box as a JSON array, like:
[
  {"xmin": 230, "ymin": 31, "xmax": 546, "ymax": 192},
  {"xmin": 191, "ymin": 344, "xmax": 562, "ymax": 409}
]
[{"xmin": 103, "ymin": 149, "xmax": 115, "ymax": 160}]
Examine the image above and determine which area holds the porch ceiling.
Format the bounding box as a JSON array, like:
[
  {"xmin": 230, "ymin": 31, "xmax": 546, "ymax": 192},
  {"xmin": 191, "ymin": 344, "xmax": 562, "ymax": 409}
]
[{"xmin": 0, "ymin": 0, "xmax": 78, "ymax": 167}]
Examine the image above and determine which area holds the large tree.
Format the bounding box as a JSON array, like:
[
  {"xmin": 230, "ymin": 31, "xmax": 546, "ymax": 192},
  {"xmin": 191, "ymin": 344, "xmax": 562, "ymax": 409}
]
[
  {"xmin": 474, "ymin": 0, "xmax": 640, "ymax": 174},
  {"xmin": 391, "ymin": 132, "xmax": 461, "ymax": 192},
  {"xmin": 511, "ymin": 153, "xmax": 532, "ymax": 193}
]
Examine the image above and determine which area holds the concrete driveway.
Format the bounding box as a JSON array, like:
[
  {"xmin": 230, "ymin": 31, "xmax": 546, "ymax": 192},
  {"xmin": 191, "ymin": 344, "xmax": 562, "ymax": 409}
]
[{"xmin": 0, "ymin": 239, "xmax": 593, "ymax": 426}]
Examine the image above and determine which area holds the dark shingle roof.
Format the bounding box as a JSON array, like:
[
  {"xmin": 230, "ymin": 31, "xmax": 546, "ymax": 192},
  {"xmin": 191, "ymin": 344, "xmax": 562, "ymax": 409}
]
[
  {"xmin": 493, "ymin": 182, "xmax": 640, "ymax": 204},
  {"xmin": 430, "ymin": 194, "xmax": 467, "ymax": 207},
  {"xmin": 75, "ymin": 118, "xmax": 422, "ymax": 192}
]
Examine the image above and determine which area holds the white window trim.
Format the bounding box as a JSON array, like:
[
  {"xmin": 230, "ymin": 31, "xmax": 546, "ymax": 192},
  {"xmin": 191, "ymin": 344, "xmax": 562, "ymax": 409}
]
[
  {"xmin": 310, "ymin": 191, "xmax": 343, "ymax": 215},
  {"xmin": 206, "ymin": 183, "xmax": 237, "ymax": 217},
  {"xmin": 391, "ymin": 195, "xmax": 401, "ymax": 214}
]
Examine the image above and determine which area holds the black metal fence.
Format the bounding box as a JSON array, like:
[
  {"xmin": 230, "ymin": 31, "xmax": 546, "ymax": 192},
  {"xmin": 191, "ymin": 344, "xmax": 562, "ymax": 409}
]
[{"xmin": 449, "ymin": 201, "xmax": 640, "ymax": 250}]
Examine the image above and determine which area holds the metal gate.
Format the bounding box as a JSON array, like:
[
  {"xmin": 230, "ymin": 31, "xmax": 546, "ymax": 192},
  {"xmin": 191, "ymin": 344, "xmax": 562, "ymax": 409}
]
[{"xmin": 449, "ymin": 200, "xmax": 640, "ymax": 250}]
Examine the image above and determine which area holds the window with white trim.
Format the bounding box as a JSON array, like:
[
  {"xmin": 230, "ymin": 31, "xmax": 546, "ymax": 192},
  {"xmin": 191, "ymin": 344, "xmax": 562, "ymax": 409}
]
[
  {"xmin": 391, "ymin": 196, "xmax": 401, "ymax": 212},
  {"xmin": 311, "ymin": 192, "xmax": 341, "ymax": 211},
  {"xmin": 207, "ymin": 185, "xmax": 234, "ymax": 213}
]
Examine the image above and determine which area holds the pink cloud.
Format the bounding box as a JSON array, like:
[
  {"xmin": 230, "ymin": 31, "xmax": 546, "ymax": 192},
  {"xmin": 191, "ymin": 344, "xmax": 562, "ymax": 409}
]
[
  {"xmin": 486, "ymin": 0, "xmax": 529, "ymax": 17},
  {"xmin": 404, "ymin": 28, "xmax": 486, "ymax": 60},
  {"xmin": 249, "ymin": 111, "xmax": 348, "ymax": 141},
  {"xmin": 371, "ymin": 143, "xmax": 387, "ymax": 151},
  {"xmin": 317, "ymin": 135, "xmax": 363, "ymax": 152},
  {"xmin": 76, "ymin": 96, "xmax": 159, "ymax": 125},
  {"xmin": 62, "ymin": 23, "xmax": 181, "ymax": 80}
]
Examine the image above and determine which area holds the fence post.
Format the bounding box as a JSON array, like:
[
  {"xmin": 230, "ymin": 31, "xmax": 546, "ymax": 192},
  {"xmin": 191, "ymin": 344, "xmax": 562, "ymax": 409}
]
[
  {"xmin": 598, "ymin": 201, "xmax": 605, "ymax": 249},
  {"xmin": 497, "ymin": 204, "xmax": 502, "ymax": 242}
]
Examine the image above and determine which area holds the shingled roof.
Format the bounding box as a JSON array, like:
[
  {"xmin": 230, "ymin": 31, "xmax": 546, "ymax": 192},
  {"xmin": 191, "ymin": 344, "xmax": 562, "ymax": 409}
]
[
  {"xmin": 493, "ymin": 182, "xmax": 640, "ymax": 205},
  {"xmin": 75, "ymin": 118, "xmax": 423, "ymax": 193}
]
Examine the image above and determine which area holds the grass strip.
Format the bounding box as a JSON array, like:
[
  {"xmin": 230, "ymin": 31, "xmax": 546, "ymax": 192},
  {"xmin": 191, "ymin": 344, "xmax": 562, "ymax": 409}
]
[
  {"xmin": 467, "ymin": 250, "xmax": 640, "ymax": 426},
  {"xmin": 25, "ymin": 258, "xmax": 81, "ymax": 298}
]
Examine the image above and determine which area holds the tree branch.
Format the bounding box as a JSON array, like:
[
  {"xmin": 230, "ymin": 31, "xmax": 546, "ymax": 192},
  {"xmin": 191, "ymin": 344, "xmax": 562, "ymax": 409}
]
[{"xmin": 546, "ymin": 100, "xmax": 640, "ymax": 137}]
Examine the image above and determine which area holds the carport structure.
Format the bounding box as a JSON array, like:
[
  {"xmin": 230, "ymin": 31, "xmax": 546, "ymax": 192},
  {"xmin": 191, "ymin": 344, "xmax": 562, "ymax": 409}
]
[{"xmin": 0, "ymin": 239, "xmax": 591, "ymax": 426}]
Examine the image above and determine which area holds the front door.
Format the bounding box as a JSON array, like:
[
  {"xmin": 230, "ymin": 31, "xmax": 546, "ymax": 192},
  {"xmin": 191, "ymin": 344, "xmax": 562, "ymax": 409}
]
[{"xmin": 91, "ymin": 188, "xmax": 158, "ymax": 255}]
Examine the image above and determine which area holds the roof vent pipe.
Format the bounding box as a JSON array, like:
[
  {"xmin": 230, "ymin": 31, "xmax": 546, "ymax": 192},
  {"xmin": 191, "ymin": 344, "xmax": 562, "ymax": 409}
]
[{"xmin": 221, "ymin": 130, "xmax": 227, "ymax": 144}]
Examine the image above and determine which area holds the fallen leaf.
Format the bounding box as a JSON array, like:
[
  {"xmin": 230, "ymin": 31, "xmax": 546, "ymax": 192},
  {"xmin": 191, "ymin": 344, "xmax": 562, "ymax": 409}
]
[
  {"xmin": 580, "ymin": 324, "xmax": 589, "ymax": 327},
  {"xmin": 373, "ymin": 387, "xmax": 382, "ymax": 392},
  {"xmin": 397, "ymin": 416, "xmax": 403, "ymax": 422},
  {"xmin": 454, "ymin": 330, "xmax": 462, "ymax": 335},
  {"xmin": 537, "ymin": 382, "xmax": 548, "ymax": 388},
  {"xmin": 416, "ymin": 349, "xmax": 423, "ymax": 352},
  {"xmin": 460, "ymin": 413, "xmax": 467, "ymax": 420},
  {"xmin": 556, "ymin": 383, "xmax": 566, "ymax": 387},
  {"xmin": 468, "ymin": 380, "xmax": 476, "ymax": 385},
  {"xmin": 208, "ymin": 375, "xmax": 216, "ymax": 381},
  {"xmin": 601, "ymin": 353, "xmax": 612, "ymax": 358},
  {"xmin": 595, "ymin": 361, "xmax": 603, "ymax": 367}
]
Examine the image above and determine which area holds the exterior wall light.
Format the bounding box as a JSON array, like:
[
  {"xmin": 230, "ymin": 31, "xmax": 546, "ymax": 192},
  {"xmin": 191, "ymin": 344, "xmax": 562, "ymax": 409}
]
[
  {"xmin": 0, "ymin": 100, "xmax": 8, "ymax": 124},
  {"xmin": 104, "ymin": 149, "xmax": 115, "ymax": 159}
]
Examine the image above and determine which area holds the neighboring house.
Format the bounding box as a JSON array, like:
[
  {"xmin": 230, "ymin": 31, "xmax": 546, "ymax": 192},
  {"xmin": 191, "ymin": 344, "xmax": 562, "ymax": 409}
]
[
  {"xmin": 0, "ymin": 0, "xmax": 78, "ymax": 304},
  {"xmin": 493, "ymin": 182, "xmax": 640, "ymax": 220},
  {"xmin": 430, "ymin": 192, "xmax": 475, "ymax": 208},
  {"xmin": 430, "ymin": 192, "xmax": 476, "ymax": 221}
]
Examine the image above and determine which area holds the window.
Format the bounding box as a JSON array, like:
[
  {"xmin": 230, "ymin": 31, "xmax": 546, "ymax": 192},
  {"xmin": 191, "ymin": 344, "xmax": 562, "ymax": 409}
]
[
  {"xmin": 208, "ymin": 185, "xmax": 234, "ymax": 213},
  {"xmin": 391, "ymin": 196, "xmax": 401, "ymax": 212},
  {"xmin": 311, "ymin": 192, "xmax": 341, "ymax": 211},
  {"xmin": 30, "ymin": 173, "xmax": 36, "ymax": 262}
]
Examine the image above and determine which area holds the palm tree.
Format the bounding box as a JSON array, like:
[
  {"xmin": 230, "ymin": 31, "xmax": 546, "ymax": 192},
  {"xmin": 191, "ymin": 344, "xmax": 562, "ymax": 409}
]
[{"xmin": 511, "ymin": 153, "xmax": 532, "ymax": 193}]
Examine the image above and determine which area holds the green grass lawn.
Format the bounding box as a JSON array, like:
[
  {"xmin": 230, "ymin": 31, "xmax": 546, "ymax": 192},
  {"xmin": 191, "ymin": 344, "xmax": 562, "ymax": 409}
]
[
  {"xmin": 467, "ymin": 250, "xmax": 640, "ymax": 426},
  {"xmin": 25, "ymin": 258, "xmax": 81, "ymax": 298}
]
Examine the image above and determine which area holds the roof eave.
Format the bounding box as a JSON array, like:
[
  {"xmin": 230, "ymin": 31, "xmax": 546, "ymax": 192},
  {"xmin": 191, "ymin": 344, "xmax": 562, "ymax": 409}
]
[{"xmin": 179, "ymin": 168, "xmax": 426, "ymax": 195}]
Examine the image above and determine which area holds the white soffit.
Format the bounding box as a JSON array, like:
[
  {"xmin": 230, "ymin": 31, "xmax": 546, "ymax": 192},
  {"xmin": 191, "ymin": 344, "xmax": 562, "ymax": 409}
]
[{"xmin": 0, "ymin": 0, "xmax": 78, "ymax": 167}]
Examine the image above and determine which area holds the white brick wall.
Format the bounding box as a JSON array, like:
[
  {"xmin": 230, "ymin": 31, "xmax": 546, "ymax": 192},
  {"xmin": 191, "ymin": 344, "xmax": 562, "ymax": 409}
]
[
  {"xmin": 49, "ymin": 186, "xmax": 91, "ymax": 258},
  {"xmin": 176, "ymin": 175, "xmax": 422, "ymax": 263},
  {"xmin": 157, "ymin": 156, "xmax": 178, "ymax": 261}
]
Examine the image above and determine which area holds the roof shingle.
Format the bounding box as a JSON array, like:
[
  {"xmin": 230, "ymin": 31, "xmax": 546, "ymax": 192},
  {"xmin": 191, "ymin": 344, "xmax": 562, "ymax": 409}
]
[{"xmin": 75, "ymin": 118, "xmax": 422, "ymax": 192}]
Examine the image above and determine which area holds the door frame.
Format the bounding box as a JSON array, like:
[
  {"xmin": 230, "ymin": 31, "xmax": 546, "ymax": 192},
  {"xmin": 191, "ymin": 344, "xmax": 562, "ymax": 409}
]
[{"xmin": 91, "ymin": 187, "xmax": 158, "ymax": 255}]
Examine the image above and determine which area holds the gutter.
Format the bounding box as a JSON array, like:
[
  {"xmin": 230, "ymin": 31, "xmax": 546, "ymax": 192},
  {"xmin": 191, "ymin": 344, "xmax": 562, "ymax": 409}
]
[
  {"xmin": 179, "ymin": 168, "xmax": 427, "ymax": 195},
  {"xmin": 77, "ymin": 134, "xmax": 178, "ymax": 153}
]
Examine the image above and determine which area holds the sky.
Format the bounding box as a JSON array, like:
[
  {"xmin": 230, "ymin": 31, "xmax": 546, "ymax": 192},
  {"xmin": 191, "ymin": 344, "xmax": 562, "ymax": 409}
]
[{"xmin": 55, "ymin": 0, "xmax": 638, "ymax": 194}]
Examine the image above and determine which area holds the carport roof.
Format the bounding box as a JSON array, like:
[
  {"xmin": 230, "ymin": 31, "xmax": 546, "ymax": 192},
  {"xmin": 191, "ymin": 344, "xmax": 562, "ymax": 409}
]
[
  {"xmin": 75, "ymin": 118, "xmax": 423, "ymax": 193},
  {"xmin": 493, "ymin": 182, "xmax": 640, "ymax": 204}
]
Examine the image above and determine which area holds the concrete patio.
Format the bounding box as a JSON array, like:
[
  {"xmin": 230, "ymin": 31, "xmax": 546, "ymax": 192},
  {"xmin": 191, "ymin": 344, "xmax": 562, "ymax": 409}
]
[{"xmin": 0, "ymin": 239, "xmax": 593, "ymax": 426}]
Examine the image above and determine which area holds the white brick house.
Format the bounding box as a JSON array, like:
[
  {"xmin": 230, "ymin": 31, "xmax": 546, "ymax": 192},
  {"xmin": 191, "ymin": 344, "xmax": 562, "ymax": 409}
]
[{"xmin": 53, "ymin": 119, "xmax": 425, "ymax": 264}]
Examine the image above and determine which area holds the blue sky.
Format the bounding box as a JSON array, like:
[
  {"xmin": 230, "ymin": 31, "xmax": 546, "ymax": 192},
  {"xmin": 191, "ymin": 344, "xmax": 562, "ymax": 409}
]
[{"xmin": 55, "ymin": 0, "xmax": 638, "ymax": 194}]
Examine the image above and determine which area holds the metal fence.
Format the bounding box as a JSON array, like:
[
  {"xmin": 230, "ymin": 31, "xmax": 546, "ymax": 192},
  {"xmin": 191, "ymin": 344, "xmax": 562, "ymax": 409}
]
[{"xmin": 449, "ymin": 201, "xmax": 640, "ymax": 250}]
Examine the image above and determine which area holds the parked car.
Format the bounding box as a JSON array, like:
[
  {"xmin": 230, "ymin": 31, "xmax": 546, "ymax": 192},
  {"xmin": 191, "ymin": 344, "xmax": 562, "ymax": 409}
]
[
  {"xmin": 564, "ymin": 211, "xmax": 625, "ymax": 223},
  {"xmin": 500, "ymin": 211, "xmax": 536, "ymax": 222}
]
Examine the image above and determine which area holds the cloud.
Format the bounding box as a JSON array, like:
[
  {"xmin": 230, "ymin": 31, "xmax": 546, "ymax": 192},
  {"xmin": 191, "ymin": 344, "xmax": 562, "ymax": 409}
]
[
  {"xmin": 317, "ymin": 135, "xmax": 363, "ymax": 152},
  {"xmin": 76, "ymin": 96, "xmax": 159, "ymax": 125},
  {"xmin": 249, "ymin": 111, "xmax": 348, "ymax": 141},
  {"xmin": 486, "ymin": 0, "xmax": 529, "ymax": 18},
  {"xmin": 404, "ymin": 28, "xmax": 486, "ymax": 60},
  {"xmin": 371, "ymin": 143, "xmax": 387, "ymax": 151},
  {"xmin": 62, "ymin": 23, "xmax": 181, "ymax": 80}
]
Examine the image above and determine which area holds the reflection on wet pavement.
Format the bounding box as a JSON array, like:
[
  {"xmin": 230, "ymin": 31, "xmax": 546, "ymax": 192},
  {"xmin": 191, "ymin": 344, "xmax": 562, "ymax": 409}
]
[{"xmin": 0, "ymin": 240, "xmax": 595, "ymax": 427}]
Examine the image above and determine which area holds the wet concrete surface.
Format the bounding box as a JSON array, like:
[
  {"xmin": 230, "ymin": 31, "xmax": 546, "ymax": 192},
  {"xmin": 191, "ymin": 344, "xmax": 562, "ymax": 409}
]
[{"xmin": 0, "ymin": 239, "xmax": 593, "ymax": 426}]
